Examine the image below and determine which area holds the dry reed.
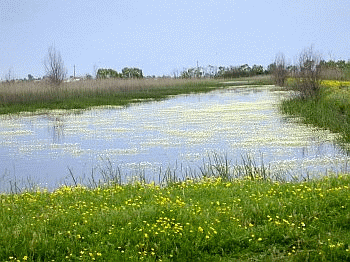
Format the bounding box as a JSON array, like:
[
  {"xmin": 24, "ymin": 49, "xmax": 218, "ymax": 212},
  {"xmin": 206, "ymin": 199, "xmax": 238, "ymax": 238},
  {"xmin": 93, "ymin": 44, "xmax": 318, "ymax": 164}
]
[{"xmin": 0, "ymin": 77, "xmax": 213, "ymax": 106}]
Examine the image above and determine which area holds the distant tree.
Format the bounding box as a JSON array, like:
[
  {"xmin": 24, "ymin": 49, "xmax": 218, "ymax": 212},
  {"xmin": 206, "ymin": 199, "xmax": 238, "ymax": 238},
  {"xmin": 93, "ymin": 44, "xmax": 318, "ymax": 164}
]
[
  {"xmin": 266, "ymin": 63, "xmax": 276, "ymax": 75},
  {"xmin": 286, "ymin": 65, "xmax": 298, "ymax": 77},
  {"xmin": 325, "ymin": 59, "xmax": 350, "ymax": 80},
  {"xmin": 181, "ymin": 70, "xmax": 190, "ymax": 79},
  {"xmin": 96, "ymin": 68, "xmax": 121, "ymax": 79},
  {"xmin": 44, "ymin": 45, "xmax": 67, "ymax": 86},
  {"xmin": 181, "ymin": 68, "xmax": 197, "ymax": 79},
  {"xmin": 251, "ymin": 64, "xmax": 264, "ymax": 75},
  {"xmin": 122, "ymin": 67, "xmax": 143, "ymax": 79},
  {"xmin": 208, "ymin": 65, "xmax": 215, "ymax": 78},
  {"xmin": 216, "ymin": 66, "xmax": 226, "ymax": 78},
  {"xmin": 171, "ymin": 69, "xmax": 179, "ymax": 78},
  {"xmin": 239, "ymin": 64, "xmax": 251, "ymax": 75},
  {"xmin": 28, "ymin": 74, "xmax": 34, "ymax": 81},
  {"xmin": 194, "ymin": 67, "xmax": 203, "ymax": 78}
]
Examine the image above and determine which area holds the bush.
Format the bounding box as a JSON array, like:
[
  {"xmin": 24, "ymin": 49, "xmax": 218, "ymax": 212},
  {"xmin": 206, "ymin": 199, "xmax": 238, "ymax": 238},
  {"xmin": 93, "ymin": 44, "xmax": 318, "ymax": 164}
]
[
  {"xmin": 294, "ymin": 46, "xmax": 322, "ymax": 99},
  {"xmin": 272, "ymin": 52, "xmax": 288, "ymax": 86}
]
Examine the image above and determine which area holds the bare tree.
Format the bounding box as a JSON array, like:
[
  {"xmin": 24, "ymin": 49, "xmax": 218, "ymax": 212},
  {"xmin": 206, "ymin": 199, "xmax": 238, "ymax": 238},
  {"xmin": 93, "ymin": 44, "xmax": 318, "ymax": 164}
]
[
  {"xmin": 295, "ymin": 45, "xmax": 322, "ymax": 98},
  {"xmin": 5, "ymin": 67, "xmax": 15, "ymax": 82},
  {"xmin": 44, "ymin": 45, "xmax": 67, "ymax": 86},
  {"xmin": 272, "ymin": 52, "xmax": 288, "ymax": 86}
]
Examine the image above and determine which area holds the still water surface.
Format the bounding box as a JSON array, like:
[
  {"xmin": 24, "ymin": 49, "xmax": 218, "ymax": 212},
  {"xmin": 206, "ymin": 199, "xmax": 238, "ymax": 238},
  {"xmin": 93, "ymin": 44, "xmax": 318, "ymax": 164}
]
[{"xmin": 0, "ymin": 86, "xmax": 349, "ymax": 191}]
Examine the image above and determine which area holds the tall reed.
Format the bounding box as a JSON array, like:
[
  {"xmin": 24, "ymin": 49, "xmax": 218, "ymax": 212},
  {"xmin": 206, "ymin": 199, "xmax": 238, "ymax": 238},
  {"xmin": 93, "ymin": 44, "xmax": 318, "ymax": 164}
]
[{"xmin": 0, "ymin": 76, "xmax": 273, "ymax": 114}]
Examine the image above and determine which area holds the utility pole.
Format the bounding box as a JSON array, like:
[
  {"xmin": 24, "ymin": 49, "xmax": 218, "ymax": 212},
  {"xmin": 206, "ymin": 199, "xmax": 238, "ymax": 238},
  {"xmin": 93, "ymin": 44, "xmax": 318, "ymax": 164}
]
[
  {"xmin": 73, "ymin": 65, "xmax": 76, "ymax": 79},
  {"xmin": 216, "ymin": 52, "xmax": 218, "ymax": 76}
]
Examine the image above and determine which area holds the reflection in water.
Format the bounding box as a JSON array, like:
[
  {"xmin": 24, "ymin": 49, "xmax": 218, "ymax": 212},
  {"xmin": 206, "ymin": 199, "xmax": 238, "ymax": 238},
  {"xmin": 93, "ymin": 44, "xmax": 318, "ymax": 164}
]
[
  {"xmin": 50, "ymin": 117, "xmax": 65, "ymax": 143},
  {"xmin": 0, "ymin": 87, "xmax": 349, "ymax": 191}
]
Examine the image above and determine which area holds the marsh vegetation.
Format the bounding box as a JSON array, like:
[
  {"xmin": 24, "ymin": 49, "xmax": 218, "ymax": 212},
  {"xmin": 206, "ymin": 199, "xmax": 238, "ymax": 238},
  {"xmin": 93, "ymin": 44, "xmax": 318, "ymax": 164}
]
[
  {"xmin": 0, "ymin": 77, "xmax": 224, "ymax": 114},
  {"xmin": 1, "ymin": 46, "xmax": 350, "ymax": 260},
  {"xmin": 1, "ymin": 174, "xmax": 349, "ymax": 261}
]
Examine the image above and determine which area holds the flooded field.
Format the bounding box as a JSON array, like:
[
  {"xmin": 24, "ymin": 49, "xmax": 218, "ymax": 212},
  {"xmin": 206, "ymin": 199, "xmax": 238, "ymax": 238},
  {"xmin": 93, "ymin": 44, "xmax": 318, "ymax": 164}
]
[{"xmin": 0, "ymin": 86, "xmax": 349, "ymax": 191}]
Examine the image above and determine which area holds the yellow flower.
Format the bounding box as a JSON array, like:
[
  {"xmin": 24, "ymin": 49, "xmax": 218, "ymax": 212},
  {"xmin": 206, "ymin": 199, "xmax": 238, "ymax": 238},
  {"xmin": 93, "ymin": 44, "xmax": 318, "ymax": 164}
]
[{"xmin": 23, "ymin": 256, "xmax": 28, "ymax": 261}]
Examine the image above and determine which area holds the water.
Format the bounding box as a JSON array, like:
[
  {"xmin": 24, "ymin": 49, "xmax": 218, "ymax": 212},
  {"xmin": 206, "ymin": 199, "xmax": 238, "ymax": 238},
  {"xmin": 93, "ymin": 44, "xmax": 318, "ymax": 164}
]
[{"xmin": 0, "ymin": 86, "xmax": 348, "ymax": 191}]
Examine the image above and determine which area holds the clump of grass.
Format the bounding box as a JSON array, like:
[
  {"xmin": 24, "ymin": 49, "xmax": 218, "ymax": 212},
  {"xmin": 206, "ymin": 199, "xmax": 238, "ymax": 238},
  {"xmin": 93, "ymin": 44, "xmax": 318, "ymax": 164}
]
[
  {"xmin": 280, "ymin": 80, "xmax": 350, "ymax": 144},
  {"xmin": 199, "ymin": 152, "xmax": 271, "ymax": 182},
  {"xmin": 0, "ymin": 173, "xmax": 349, "ymax": 261}
]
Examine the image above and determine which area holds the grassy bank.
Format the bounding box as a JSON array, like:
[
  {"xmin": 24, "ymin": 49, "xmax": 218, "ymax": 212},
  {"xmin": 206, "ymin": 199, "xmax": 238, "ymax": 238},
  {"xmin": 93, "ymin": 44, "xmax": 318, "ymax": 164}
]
[
  {"xmin": 0, "ymin": 174, "xmax": 349, "ymax": 261},
  {"xmin": 0, "ymin": 76, "xmax": 273, "ymax": 115},
  {"xmin": 280, "ymin": 80, "xmax": 350, "ymax": 144}
]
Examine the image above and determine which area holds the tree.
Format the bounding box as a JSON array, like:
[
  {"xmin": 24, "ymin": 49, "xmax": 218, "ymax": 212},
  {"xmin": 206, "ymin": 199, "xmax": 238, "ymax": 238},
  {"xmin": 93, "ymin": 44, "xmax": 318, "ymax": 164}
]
[
  {"xmin": 85, "ymin": 74, "xmax": 93, "ymax": 80},
  {"xmin": 272, "ymin": 52, "xmax": 288, "ymax": 86},
  {"xmin": 96, "ymin": 68, "xmax": 121, "ymax": 79},
  {"xmin": 44, "ymin": 45, "xmax": 67, "ymax": 86},
  {"xmin": 28, "ymin": 74, "xmax": 34, "ymax": 81},
  {"xmin": 122, "ymin": 67, "xmax": 143, "ymax": 79},
  {"xmin": 294, "ymin": 45, "xmax": 322, "ymax": 98},
  {"xmin": 180, "ymin": 69, "xmax": 191, "ymax": 79},
  {"xmin": 251, "ymin": 64, "xmax": 264, "ymax": 75}
]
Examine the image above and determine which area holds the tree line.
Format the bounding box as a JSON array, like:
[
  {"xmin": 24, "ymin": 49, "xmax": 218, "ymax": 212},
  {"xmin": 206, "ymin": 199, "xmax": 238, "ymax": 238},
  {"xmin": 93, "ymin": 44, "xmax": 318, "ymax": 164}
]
[
  {"xmin": 3, "ymin": 44, "xmax": 350, "ymax": 87},
  {"xmin": 177, "ymin": 64, "xmax": 267, "ymax": 79},
  {"xmin": 96, "ymin": 67, "xmax": 143, "ymax": 79}
]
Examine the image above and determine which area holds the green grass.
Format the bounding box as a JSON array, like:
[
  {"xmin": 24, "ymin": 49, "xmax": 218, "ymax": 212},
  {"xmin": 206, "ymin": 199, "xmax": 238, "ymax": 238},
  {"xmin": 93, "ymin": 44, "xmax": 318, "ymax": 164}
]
[
  {"xmin": 1, "ymin": 174, "xmax": 349, "ymax": 261},
  {"xmin": 280, "ymin": 80, "xmax": 350, "ymax": 144}
]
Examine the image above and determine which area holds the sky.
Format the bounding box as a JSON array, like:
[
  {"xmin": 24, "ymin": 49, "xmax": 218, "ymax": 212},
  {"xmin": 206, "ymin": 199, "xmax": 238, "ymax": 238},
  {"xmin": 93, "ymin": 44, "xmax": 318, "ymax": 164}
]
[{"xmin": 1, "ymin": 0, "xmax": 349, "ymax": 79}]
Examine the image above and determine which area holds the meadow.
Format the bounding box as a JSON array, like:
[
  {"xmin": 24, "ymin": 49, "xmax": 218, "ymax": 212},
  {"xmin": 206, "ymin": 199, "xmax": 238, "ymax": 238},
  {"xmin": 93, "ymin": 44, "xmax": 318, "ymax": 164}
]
[{"xmin": 1, "ymin": 172, "xmax": 349, "ymax": 261}]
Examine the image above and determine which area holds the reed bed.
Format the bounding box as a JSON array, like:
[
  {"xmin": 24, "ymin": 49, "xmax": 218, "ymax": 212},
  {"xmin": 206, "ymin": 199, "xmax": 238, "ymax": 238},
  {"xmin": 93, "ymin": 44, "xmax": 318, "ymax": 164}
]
[{"xmin": 0, "ymin": 78, "xmax": 221, "ymax": 114}]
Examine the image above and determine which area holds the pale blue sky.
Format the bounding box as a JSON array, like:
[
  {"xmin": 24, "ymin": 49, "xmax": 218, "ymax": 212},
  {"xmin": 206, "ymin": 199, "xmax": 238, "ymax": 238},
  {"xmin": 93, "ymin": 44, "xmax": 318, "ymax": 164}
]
[{"xmin": 1, "ymin": 0, "xmax": 349, "ymax": 79}]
